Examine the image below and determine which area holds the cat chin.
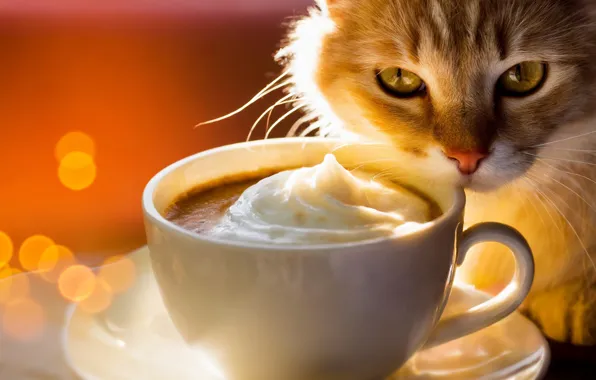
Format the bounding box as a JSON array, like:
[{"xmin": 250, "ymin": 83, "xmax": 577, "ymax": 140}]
[
  {"xmin": 461, "ymin": 177, "xmax": 503, "ymax": 193},
  {"xmin": 460, "ymin": 165, "xmax": 527, "ymax": 193},
  {"xmin": 457, "ymin": 165, "xmax": 521, "ymax": 193}
]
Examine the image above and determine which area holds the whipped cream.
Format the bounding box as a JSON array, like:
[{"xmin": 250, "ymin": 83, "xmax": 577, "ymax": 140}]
[{"xmin": 209, "ymin": 154, "xmax": 432, "ymax": 244}]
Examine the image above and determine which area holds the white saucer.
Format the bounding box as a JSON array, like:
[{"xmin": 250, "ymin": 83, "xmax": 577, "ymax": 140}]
[{"xmin": 64, "ymin": 247, "xmax": 550, "ymax": 380}]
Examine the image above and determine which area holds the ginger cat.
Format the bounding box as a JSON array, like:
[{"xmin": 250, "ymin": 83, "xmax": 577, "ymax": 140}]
[{"xmin": 274, "ymin": 0, "xmax": 596, "ymax": 345}]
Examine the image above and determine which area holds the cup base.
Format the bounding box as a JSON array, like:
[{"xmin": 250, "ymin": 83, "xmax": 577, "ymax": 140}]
[{"xmin": 64, "ymin": 246, "xmax": 549, "ymax": 380}]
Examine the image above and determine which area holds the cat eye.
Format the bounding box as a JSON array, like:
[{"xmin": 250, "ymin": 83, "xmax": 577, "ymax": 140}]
[
  {"xmin": 376, "ymin": 68, "xmax": 426, "ymax": 97},
  {"xmin": 497, "ymin": 62, "xmax": 547, "ymax": 96}
]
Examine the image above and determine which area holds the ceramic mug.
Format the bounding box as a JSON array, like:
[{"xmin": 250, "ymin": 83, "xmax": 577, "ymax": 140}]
[{"xmin": 142, "ymin": 138, "xmax": 534, "ymax": 380}]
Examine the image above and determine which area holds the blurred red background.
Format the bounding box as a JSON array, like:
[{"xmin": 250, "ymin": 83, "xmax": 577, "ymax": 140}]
[{"xmin": 0, "ymin": 0, "xmax": 310, "ymax": 266}]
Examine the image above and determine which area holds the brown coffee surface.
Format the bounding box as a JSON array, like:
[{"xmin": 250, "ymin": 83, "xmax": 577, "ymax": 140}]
[
  {"xmin": 164, "ymin": 167, "xmax": 288, "ymax": 234},
  {"xmin": 164, "ymin": 169, "xmax": 442, "ymax": 235},
  {"xmin": 164, "ymin": 176, "xmax": 263, "ymax": 234}
]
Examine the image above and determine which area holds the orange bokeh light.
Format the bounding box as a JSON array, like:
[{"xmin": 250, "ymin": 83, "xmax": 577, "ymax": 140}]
[
  {"xmin": 58, "ymin": 265, "xmax": 96, "ymax": 302},
  {"xmin": 3, "ymin": 298, "xmax": 45, "ymax": 341},
  {"xmin": 58, "ymin": 151, "xmax": 97, "ymax": 191},
  {"xmin": 55, "ymin": 131, "xmax": 96, "ymax": 162},
  {"xmin": 79, "ymin": 277, "xmax": 113, "ymax": 314},
  {"xmin": 98, "ymin": 255, "xmax": 136, "ymax": 294},
  {"xmin": 19, "ymin": 235, "xmax": 55, "ymax": 272},
  {"xmin": 0, "ymin": 268, "xmax": 29, "ymax": 305},
  {"xmin": 0, "ymin": 231, "xmax": 13, "ymax": 269},
  {"xmin": 38, "ymin": 245, "xmax": 76, "ymax": 283}
]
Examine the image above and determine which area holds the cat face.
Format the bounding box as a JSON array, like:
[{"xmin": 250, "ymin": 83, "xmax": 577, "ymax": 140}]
[{"xmin": 281, "ymin": 0, "xmax": 596, "ymax": 191}]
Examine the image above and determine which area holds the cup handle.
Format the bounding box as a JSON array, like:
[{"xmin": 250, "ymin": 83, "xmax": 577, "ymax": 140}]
[{"xmin": 422, "ymin": 222, "xmax": 534, "ymax": 349}]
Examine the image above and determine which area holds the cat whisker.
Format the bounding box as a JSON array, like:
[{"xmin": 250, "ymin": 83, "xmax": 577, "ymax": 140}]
[
  {"xmin": 329, "ymin": 143, "xmax": 356, "ymax": 154},
  {"xmin": 348, "ymin": 158, "xmax": 400, "ymax": 173},
  {"xmin": 535, "ymin": 158, "xmax": 596, "ymax": 187},
  {"xmin": 265, "ymin": 102, "xmax": 306, "ymax": 140},
  {"xmin": 329, "ymin": 142, "xmax": 392, "ymax": 154},
  {"xmin": 545, "ymin": 148, "xmax": 596, "ymax": 154},
  {"xmin": 251, "ymin": 70, "xmax": 290, "ymax": 99},
  {"xmin": 522, "ymin": 176, "xmax": 564, "ymax": 238},
  {"xmin": 529, "ymin": 130, "xmax": 596, "ymax": 148},
  {"xmin": 523, "ymin": 152, "xmax": 596, "ymax": 167},
  {"xmin": 297, "ymin": 122, "xmax": 327, "ymax": 150},
  {"xmin": 298, "ymin": 122, "xmax": 324, "ymax": 137},
  {"xmin": 516, "ymin": 181, "xmax": 548, "ymax": 230},
  {"xmin": 265, "ymin": 99, "xmax": 297, "ymax": 132},
  {"xmin": 246, "ymin": 93, "xmax": 294, "ymax": 142},
  {"xmin": 541, "ymin": 171, "xmax": 596, "ymax": 214},
  {"xmin": 526, "ymin": 173, "xmax": 596, "ymax": 273},
  {"xmin": 317, "ymin": 121, "xmax": 337, "ymax": 138},
  {"xmin": 287, "ymin": 114, "xmax": 318, "ymax": 137},
  {"xmin": 509, "ymin": 182, "xmax": 531, "ymax": 219},
  {"xmin": 196, "ymin": 72, "xmax": 290, "ymax": 127},
  {"xmin": 370, "ymin": 166, "xmax": 407, "ymax": 182},
  {"xmin": 542, "ymin": 189, "xmax": 596, "ymax": 275}
]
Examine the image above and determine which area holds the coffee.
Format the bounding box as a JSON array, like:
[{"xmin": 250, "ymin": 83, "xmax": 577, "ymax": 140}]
[
  {"xmin": 165, "ymin": 155, "xmax": 441, "ymax": 243},
  {"xmin": 165, "ymin": 169, "xmax": 283, "ymax": 234}
]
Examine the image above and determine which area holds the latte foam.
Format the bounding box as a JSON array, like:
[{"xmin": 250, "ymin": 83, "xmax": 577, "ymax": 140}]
[{"xmin": 209, "ymin": 154, "xmax": 432, "ymax": 244}]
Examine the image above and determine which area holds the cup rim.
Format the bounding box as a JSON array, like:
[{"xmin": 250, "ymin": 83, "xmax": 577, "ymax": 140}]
[{"xmin": 142, "ymin": 137, "xmax": 466, "ymax": 251}]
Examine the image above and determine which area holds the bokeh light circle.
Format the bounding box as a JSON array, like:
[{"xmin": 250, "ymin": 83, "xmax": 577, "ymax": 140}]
[
  {"xmin": 38, "ymin": 245, "xmax": 76, "ymax": 283},
  {"xmin": 3, "ymin": 298, "xmax": 45, "ymax": 341},
  {"xmin": 0, "ymin": 268, "xmax": 29, "ymax": 304},
  {"xmin": 58, "ymin": 151, "xmax": 97, "ymax": 191},
  {"xmin": 0, "ymin": 231, "xmax": 13, "ymax": 269},
  {"xmin": 55, "ymin": 131, "xmax": 95, "ymax": 162},
  {"xmin": 98, "ymin": 256, "xmax": 136, "ymax": 294},
  {"xmin": 19, "ymin": 235, "xmax": 55, "ymax": 272},
  {"xmin": 80, "ymin": 277, "xmax": 113, "ymax": 314},
  {"xmin": 58, "ymin": 265, "xmax": 96, "ymax": 302}
]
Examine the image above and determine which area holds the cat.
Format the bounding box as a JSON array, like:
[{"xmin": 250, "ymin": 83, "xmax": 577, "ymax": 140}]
[{"xmin": 274, "ymin": 0, "xmax": 596, "ymax": 345}]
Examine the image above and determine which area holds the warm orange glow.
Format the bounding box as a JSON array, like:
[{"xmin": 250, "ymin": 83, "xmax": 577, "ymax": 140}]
[
  {"xmin": 58, "ymin": 151, "xmax": 97, "ymax": 191},
  {"xmin": 58, "ymin": 265, "xmax": 96, "ymax": 302},
  {"xmin": 0, "ymin": 19, "xmax": 259, "ymax": 259},
  {"xmin": 19, "ymin": 235, "xmax": 55, "ymax": 272},
  {"xmin": 0, "ymin": 231, "xmax": 13, "ymax": 269},
  {"xmin": 0, "ymin": 267, "xmax": 14, "ymax": 279},
  {"xmin": 3, "ymin": 298, "xmax": 45, "ymax": 341},
  {"xmin": 55, "ymin": 131, "xmax": 96, "ymax": 162},
  {"xmin": 38, "ymin": 245, "xmax": 76, "ymax": 283},
  {"xmin": 0, "ymin": 268, "xmax": 29, "ymax": 304},
  {"xmin": 98, "ymin": 255, "xmax": 136, "ymax": 294},
  {"xmin": 80, "ymin": 277, "xmax": 113, "ymax": 314}
]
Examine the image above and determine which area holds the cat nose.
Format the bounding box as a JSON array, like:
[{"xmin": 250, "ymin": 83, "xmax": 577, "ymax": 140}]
[{"xmin": 443, "ymin": 149, "xmax": 488, "ymax": 175}]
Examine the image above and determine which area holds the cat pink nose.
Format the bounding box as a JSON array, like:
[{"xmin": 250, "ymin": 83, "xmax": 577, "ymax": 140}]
[{"xmin": 444, "ymin": 149, "xmax": 487, "ymax": 175}]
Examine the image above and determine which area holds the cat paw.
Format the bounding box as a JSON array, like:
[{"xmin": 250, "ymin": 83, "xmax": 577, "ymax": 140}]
[{"xmin": 521, "ymin": 281, "xmax": 596, "ymax": 345}]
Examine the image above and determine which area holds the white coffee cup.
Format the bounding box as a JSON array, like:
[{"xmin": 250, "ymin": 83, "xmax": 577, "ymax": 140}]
[{"xmin": 142, "ymin": 138, "xmax": 534, "ymax": 380}]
